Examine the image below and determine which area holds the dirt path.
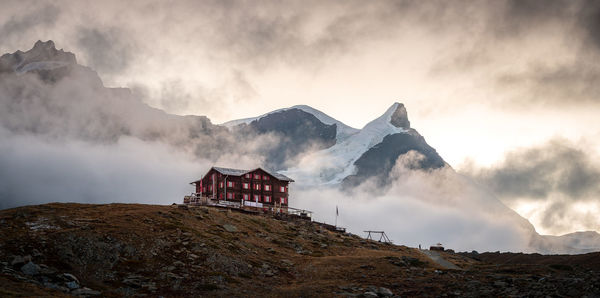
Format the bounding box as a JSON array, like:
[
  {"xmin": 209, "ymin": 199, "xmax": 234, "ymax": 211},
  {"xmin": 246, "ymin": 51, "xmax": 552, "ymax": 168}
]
[{"xmin": 421, "ymin": 250, "xmax": 461, "ymax": 270}]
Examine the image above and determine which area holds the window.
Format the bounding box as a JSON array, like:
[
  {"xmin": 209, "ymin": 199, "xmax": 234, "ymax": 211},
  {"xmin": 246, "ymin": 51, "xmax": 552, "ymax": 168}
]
[
  {"xmin": 209, "ymin": 185, "xmax": 213, "ymax": 191},
  {"xmin": 254, "ymin": 174, "xmax": 261, "ymax": 179},
  {"xmin": 243, "ymin": 194, "xmax": 249, "ymax": 201},
  {"xmin": 254, "ymin": 194, "xmax": 259, "ymax": 202},
  {"xmin": 227, "ymin": 192, "xmax": 233, "ymax": 199},
  {"xmin": 227, "ymin": 181, "xmax": 233, "ymax": 187},
  {"xmin": 279, "ymin": 186, "xmax": 285, "ymax": 192},
  {"xmin": 254, "ymin": 183, "xmax": 261, "ymax": 190},
  {"xmin": 264, "ymin": 185, "xmax": 271, "ymax": 191},
  {"xmin": 280, "ymin": 197, "xmax": 286, "ymax": 204},
  {"xmin": 263, "ymin": 175, "xmax": 269, "ymax": 180},
  {"xmin": 264, "ymin": 195, "xmax": 271, "ymax": 203},
  {"xmin": 242, "ymin": 183, "xmax": 249, "ymax": 189},
  {"xmin": 219, "ymin": 182, "xmax": 223, "ymax": 188},
  {"xmin": 245, "ymin": 174, "xmax": 251, "ymax": 178}
]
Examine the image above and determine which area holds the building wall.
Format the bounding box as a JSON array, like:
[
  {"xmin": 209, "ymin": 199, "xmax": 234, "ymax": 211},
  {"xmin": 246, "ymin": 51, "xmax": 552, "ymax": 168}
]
[{"xmin": 194, "ymin": 168, "xmax": 290, "ymax": 206}]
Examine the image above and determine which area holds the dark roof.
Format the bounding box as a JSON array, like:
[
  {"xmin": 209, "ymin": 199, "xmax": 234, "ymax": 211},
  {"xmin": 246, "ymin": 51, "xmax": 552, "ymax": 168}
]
[
  {"xmin": 192, "ymin": 166, "xmax": 294, "ymax": 183},
  {"xmin": 255, "ymin": 168, "xmax": 295, "ymax": 182},
  {"xmin": 212, "ymin": 167, "xmax": 249, "ymax": 176}
]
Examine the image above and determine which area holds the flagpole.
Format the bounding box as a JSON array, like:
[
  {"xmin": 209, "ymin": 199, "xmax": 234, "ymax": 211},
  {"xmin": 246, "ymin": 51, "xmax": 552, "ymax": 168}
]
[{"xmin": 335, "ymin": 205, "xmax": 338, "ymax": 227}]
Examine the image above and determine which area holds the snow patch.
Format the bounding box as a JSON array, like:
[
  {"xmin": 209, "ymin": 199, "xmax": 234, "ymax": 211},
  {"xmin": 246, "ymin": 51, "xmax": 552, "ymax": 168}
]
[
  {"xmin": 220, "ymin": 105, "xmax": 359, "ymax": 142},
  {"xmin": 282, "ymin": 103, "xmax": 409, "ymax": 185},
  {"xmin": 15, "ymin": 61, "xmax": 70, "ymax": 75}
]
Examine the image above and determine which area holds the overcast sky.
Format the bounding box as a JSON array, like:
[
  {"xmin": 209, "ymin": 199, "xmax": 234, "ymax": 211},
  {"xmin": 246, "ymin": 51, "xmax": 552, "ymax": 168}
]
[{"xmin": 2, "ymin": 0, "xmax": 599, "ymax": 235}]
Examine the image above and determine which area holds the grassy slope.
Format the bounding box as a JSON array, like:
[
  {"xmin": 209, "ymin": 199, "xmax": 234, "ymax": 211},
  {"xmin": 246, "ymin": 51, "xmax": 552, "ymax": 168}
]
[
  {"xmin": 2, "ymin": 203, "xmax": 599, "ymax": 297},
  {"xmin": 0, "ymin": 203, "xmax": 436, "ymax": 297}
]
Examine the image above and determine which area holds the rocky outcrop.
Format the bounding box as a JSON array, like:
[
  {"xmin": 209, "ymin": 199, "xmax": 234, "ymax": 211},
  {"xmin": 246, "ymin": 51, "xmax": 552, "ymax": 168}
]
[
  {"xmin": 0, "ymin": 40, "xmax": 76, "ymax": 73},
  {"xmin": 237, "ymin": 108, "xmax": 337, "ymax": 169},
  {"xmin": 389, "ymin": 103, "xmax": 410, "ymax": 128},
  {"xmin": 342, "ymin": 103, "xmax": 445, "ymax": 188}
]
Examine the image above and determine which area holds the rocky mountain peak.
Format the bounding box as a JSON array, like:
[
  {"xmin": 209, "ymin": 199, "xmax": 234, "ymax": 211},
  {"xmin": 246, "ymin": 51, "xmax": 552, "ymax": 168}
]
[
  {"xmin": 389, "ymin": 102, "xmax": 410, "ymax": 128},
  {"xmin": 0, "ymin": 40, "xmax": 77, "ymax": 73},
  {"xmin": 26, "ymin": 40, "xmax": 77, "ymax": 64},
  {"xmin": 33, "ymin": 40, "xmax": 56, "ymax": 50}
]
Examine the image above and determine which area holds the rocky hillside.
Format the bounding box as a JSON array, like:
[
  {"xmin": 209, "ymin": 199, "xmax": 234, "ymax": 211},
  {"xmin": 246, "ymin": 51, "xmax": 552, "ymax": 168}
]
[{"xmin": 1, "ymin": 203, "xmax": 599, "ymax": 297}]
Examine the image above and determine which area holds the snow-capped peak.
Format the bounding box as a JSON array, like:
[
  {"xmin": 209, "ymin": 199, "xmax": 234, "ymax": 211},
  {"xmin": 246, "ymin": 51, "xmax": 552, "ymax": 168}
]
[
  {"xmin": 221, "ymin": 105, "xmax": 359, "ymax": 142},
  {"xmin": 290, "ymin": 105, "xmax": 359, "ymax": 141},
  {"xmin": 282, "ymin": 102, "xmax": 411, "ymax": 184},
  {"xmin": 357, "ymin": 102, "xmax": 410, "ymax": 148}
]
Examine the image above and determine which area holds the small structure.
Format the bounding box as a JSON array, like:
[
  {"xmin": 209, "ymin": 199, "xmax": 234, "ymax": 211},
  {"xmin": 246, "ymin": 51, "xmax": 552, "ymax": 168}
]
[
  {"xmin": 430, "ymin": 243, "xmax": 444, "ymax": 251},
  {"xmin": 364, "ymin": 231, "xmax": 392, "ymax": 243}
]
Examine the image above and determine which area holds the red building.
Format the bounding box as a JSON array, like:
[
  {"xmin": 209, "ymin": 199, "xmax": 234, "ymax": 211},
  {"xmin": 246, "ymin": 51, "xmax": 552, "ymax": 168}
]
[{"xmin": 190, "ymin": 166, "xmax": 294, "ymax": 208}]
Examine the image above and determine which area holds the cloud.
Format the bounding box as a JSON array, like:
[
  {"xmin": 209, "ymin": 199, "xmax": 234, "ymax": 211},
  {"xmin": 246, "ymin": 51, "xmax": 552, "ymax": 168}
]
[
  {"xmin": 462, "ymin": 138, "xmax": 600, "ymax": 201},
  {"xmin": 293, "ymin": 151, "xmax": 534, "ymax": 252},
  {"xmin": 577, "ymin": 0, "xmax": 600, "ymax": 51},
  {"xmin": 461, "ymin": 138, "xmax": 600, "ymax": 234},
  {"xmin": 497, "ymin": 63, "xmax": 600, "ymax": 105},
  {"xmin": 0, "ymin": 56, "xmax": 305, "ymax": 211},
  {"xmin": 497, "ymin": 0, "xmax": 600, "ymax": 106},
  {"xmin": 429, "ymin": 0, "xmax": 600, "ymax": 109},
  {"xmin": 76, "ymin": 27, "xmax": 137, "ymax": 75},
  {"xmin": 0, "ymin": 3, "xmax": 60, "ymax": 46},
  {"xmin": 3, "ymin": 0, "xmax": 600, "ymax": 120},
  {"xmin": 0, "ymin": 130, "xmax": 207, "ymax": 209}
]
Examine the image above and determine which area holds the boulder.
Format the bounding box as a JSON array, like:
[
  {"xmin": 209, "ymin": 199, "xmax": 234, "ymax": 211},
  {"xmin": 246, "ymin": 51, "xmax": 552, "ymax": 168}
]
[
  {"xmin": 11, "ymin": 255, "xmax": 25, "ymax": 267},
  {"xmin": 223, "ymin": 224, "xmax": 238, "ymax": 232},
  {"xmin": 20, "ymin": 261, "xmax": 40, "ymax": 275},
  {"xmin": 173, "ymin": 261, "xmax": 185, "ymax": 267},
  {"xmin": 377, "ymin": 287, "xmax": 393, "ymax": 296},
  {"xmin": 66, "ymin": 281, "xmax": 80, "ymax": 289},
  {"xmin": 61, "ymin": 273, "xmax": 80, "ymax": 283}
]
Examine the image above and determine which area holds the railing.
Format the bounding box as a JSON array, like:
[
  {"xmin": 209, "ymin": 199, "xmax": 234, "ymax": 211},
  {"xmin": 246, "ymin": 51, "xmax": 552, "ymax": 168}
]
[
  {"xmin": 183, "ymin": 193, "xmax": 312, "ymax": 219},
  {"xmin": 286, "ymin": 206, "xmax": 313, "ymax": 219}
]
